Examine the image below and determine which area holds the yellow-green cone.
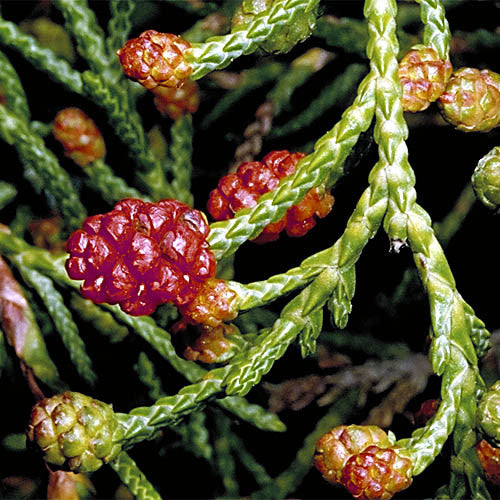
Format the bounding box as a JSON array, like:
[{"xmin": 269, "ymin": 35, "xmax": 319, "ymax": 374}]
[
  {"xmin": 398, "ymin": 46, "xmax": 452, "ymax": 112},
  {"xmin": 472, "ymin": 146, "xmax": 500, "ymax": 211},
  {"xmin": 477, "ymin": 380, "xmax": 500, "ymax": 446},
  {"xmin": 231, "ymin": 0, "xmax": 317, "ymax": 54},
  {"xmin": 439, "ymin": 67, "xmax": 500, "ymax": 132},
  {"xmin": 26, "ymin": 392, "xmax": 124, "ymax": 473}
]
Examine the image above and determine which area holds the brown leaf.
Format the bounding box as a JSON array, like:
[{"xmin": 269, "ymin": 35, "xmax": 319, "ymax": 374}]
[
  {"xmin": 0, "ymin": 254, "xmax": 62, "ymax": 391},
  {"xmin": 0, "ymin": 255, "xmax": 31, "ymax": 358}
]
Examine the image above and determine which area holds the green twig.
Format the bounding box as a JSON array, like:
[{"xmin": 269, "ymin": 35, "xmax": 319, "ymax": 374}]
[
  {"xmin": 84, "ymin": 160, "xmax": 150, "ymax": 205},
  {"xmin": 0, "ymin": 105, "xmax": 86, "ymax": 233},
  {"xmin": 169, "ymin": 114, "xmax": 194, "ymax": 205},
  {"xmin": 14, "ymin": 262, "xmax": 97, "ymax": 386},
  {"xmin": 109, "ymin": 451, "xmax": 162, "ymax": 500},
  {"xmin": 419, "ymin": 0, "xmax": 451, "ymax": 59},
  {"xmin": 54, "ymin": 0, "xmax": 110, "ymax": 76},
  {"xmin": 0, "ymin": 49, "xmax": 30, "ymax": 122},
  {"xmin": 270, "ymin": 63, "xmax": 367, "ymax": 138},
  {"xmin": 188, "ymin": 0, "xmax": 320, "ymax": 79},
  {"xmin": 0, "ymin": 16, "xmax": 83, "ymax": 94}
]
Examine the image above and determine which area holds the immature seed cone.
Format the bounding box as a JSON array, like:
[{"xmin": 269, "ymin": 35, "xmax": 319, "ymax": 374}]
[
  {"xmin": 341, "ymin": 446, "xmax": 413, "ymax": 500},
  {"xmin": 26, "ymin": 392, "xmax": 123, "ymax": 473},
  {"xmin": 476, "ymin": 439, "xmax": 500, "ymax": 486},
  {"xmin": 439, "ymin": 67, "xmax": 500, "ymax": 132},
  {"xmin": 314, "ymin": 425, "xmax": 392, "ymax": 486},
  {"xmin": 207, "ymin": 151, "xmax": 334, "ymax": 243},
  {"xmin": 20, "ymin": 17, "xmax": 76, "ymax": 63},
  {"xmin": 178, "ymin": 278, "xmax": 238, "ymax": 327},
  {"xmin": 152, "ymin": 80, "xmax": 200, "ymax": 120},
  {"xmin": 184, "ymin": 323, "xmax": 242, "ymax": 363},
  {"xmin": 398, "ymin": 46, "xmax": 452, "ymax": 112},
  {"xmin": 231, "ymin": 0, "xmax": 317, "ymax": 54},
  {"xmin": 65, "ymin": 198, "xmax": 216, "ymax": 316},
  {"xmin": 472, "ymin": 146, "xmax": 500, "ymax": 211},
  {"xmin": 477, "ymin": 380, "xmax": 500, "ymax": 445},
  {"xmin": 117, "ymin": 30, "xmax": 192, "ymax": 90},
  {"xmin": 28, "ymin": 215, "xmax": 65, "ymax": 253},
  {"xmin": 53, "ymin": 108, "xmax": 106, "ymax": 166}
]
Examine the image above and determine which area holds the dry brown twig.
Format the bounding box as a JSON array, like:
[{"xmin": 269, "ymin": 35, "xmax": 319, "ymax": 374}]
[
  {"xmin": 265, "ymin": 353, "xmax": 432, "ymax": 428},
  {"xmin": 229, "ymin": 101, "xmax": 275, "ymax": 171}
]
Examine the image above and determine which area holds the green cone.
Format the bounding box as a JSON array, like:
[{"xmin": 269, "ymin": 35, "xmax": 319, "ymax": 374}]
[
  {"xmin": 231, "ymin": 0, "xmax": 317, "ymax": 54},
  {"xmin": 439, "ymin": 67, "xmax": 500, "ymax": 132},
  {"xmin": 477, "ymin": 380, "xmax": 500, "ymax": 446},
  {"xmin": 26, "ymin": 392, "xmax": 124, "ymax": 473},
  {"xmin": 472, "ymin": 146, "xmax": 500, "ymax": 211}
]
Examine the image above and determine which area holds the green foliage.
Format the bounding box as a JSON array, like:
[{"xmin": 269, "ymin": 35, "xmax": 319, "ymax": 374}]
[{"xmin": 0, "ymin": 0, "xmax": 499, "ymax": 498}]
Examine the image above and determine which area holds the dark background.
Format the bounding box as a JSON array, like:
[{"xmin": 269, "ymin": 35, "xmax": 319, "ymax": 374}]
[{"xmin": 1, "ymin": 1, "xmax": 500, "ymax": 498}]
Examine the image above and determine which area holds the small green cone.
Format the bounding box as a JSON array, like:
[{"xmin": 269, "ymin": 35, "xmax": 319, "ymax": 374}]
[
  {"xmin": 477, "ymin": 380, "xmax": 500, "ymax": 446},
  {"xmin": 439, "ymin": 67, "xmax": 500, "ymax": 132},
  {"xmin": 26, "ymin": 392, "xmax": 124, "ymax": 473},
  {"xmin": 231, "ymin": 0, "xmax": 317, "ymax": 54},
  {"xmin": 472, "ymin": 146, "xmax": 500, "ymax": 211}
]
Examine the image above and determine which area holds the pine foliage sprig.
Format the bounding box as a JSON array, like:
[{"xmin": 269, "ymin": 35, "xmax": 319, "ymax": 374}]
[
  {"xmin": 80, "ymin": 72, "xmax": 174, "ymax": 200},
  {"xmin": 201, "ymin": 62, "xmax": 285, "ymax": 128},
  {"xmin": 0, "ymin": 16, "xmax": 83, "ymax": 94},
  {"xmin": 0, "ymin": 255, "xmax": 64, "ymax": 390},
  {"xmin": 84, "ymin": 159, "xmax": 150, "ymax": 205},
  {"xmin": 232, "ymin": 171, "xmax": 388, "ymax": 314},
  {"xmin": 365, "ymin": 0, "xmax": 414, "ymax": 247},
  {"xmin": 109, "ymin": 451, "xmax": 162, "ymax": 500},
  {"xmin": 54, "ymin": 0, "xmax": 110, "ymax": 75},
  {"xmin": 419, "ymin": 0, "xmax": 451, "ymax": 59},
  {"xmin": 106, "ymin": 0, "xmax": 135, "ymax": 56},
  {"xmin": 0, "ymin": 181, "xmax": 16, "ymax": 211},
  {"xmin": 0, "ymin": 106, "xmax": 86, "ymax": 232},
  {"xmin": 181, "ymin": 411, "xmax": 214, "ymax": 461},
  {"xmin": 70, "ymin": 292, "xmax": 129, "ymax": 344},
  {"xmin": 0, "ymin": 49, "xmax": 30, "ymax": 122},
  {"xmin": 187, "ymin": 0, "xmax": 320, "ymax": 79},
  {"xmin": 14, "ymin": 263, "xmax": 97, "ymax": 386},
  {"xmin": 270, "ymin": 63, "xmax": 367, "ymax": 138},
  {"xmin": 169, "ymin": 114, "xmax": 194, "ymax": 205},
  {"xmin": 214, "ymin": 413, "xmax": 240, "ymax": 498}
]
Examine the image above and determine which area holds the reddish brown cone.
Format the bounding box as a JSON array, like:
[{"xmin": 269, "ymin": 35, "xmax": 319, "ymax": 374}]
[
  {"xmin": 65, "ymin": 198, "xmax": 216, "ymax": 316},
  {"xmin": 314, "ymin": 425, "xmax": 391, "ymax": 486},
  {"xmin": 341, "ymin": 446, "xmax": 413, "ymax": 500},
  {"xmin": 184, "ymin": 323, "xmax": 240, "ymax": 363},
  {"xmin": 208, "ymin": 151, "xmax": 334, "ymax": 243},
  {"xmin": 178, "ymin": 278, "xmax": 238, "ymax": 327},
  {"xmin": 117, "ymin": 30, "xmax": 192, "ymax": 90},
  {"xmin": 152, "ymin": 80, "xmax": 200, "ymax": 119},
  {"xmin": 53, "ymin": 108, "xmax": 105, "ymax": 166}
]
